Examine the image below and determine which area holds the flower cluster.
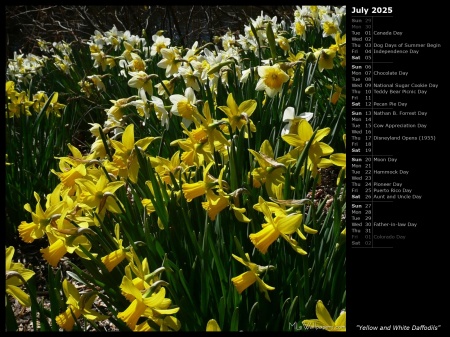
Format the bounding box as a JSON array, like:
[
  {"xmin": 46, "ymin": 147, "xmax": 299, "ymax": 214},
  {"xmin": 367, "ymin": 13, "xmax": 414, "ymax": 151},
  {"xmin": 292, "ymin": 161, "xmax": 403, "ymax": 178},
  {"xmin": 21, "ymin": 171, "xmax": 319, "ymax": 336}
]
[{"xmin": 6, "ymin": 5, "xmax": 346, "ymax": 331}]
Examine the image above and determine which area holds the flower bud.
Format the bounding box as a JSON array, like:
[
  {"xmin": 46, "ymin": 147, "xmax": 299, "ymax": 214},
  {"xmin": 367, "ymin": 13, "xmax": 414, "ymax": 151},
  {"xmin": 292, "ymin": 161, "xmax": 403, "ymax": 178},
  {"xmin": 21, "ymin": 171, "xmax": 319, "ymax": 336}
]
[{"xmin": 305, "ymin": 85, "xmax": 315, "ymax": 95}]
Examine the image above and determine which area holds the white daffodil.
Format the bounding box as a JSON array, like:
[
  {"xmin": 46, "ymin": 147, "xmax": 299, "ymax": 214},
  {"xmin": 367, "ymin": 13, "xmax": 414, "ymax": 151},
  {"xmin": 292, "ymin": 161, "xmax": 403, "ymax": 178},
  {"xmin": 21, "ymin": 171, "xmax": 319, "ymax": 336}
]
[
  {"xmin": 128, "ymin": 71, "xmax": 154, "ymax": 101},
  {"xmin": 157, "ymin": 47, "xmax": 182, "ymax": 77},
  {"xmin": 169, "ymin": 87, "xmax": 199, "ymax": 128},
  {"xmin": 150, "ymin": 96, "xmax": 170, "ymax": 130},
  {"xmin": 281, "ymin": 107, "xmax": 314, "ymax": 135},
  {"xmin": 255, "ymin": 64, "xmax": 290, "ymax": 98},
  {"xmin": 150, "ymin": 34, "xmax": 171, "ymax": 56}
]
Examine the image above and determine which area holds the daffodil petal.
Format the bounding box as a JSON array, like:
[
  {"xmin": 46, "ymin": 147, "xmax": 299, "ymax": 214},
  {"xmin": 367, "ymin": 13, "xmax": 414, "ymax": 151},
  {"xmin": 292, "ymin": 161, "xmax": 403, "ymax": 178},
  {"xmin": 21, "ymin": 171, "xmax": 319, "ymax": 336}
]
[
  {"xmin": 316, "ymin": 300, "xmax": 335, "ymax": 327},
  {"xmin": 314, "ymin": 127, "xmax": 330, "ymax": 142},
  {"xmin": 238, "ymin": 99, "xmax": 257, "ymax": 116},
  {"xmin": 330, "ymin": 153, "xmax": 346, "ymax": 167},
  {"xmin": 206, "ymin": 319, "xmax": 221, "ymax": 331},
  {"xmin": 6, "ymin": 285, "xmax": 31, "ymax": 307},
  {"xmin": 120, "ymin": 276, "xmax": 142, "ymax": 300},
  {"xmin": 335, "ymin": 311, "xmax": 346, "ymax": 330},
  {"xmin": 231, "ymin": 271, "xmax": 257, "ymax": 293},
  {"xmin": 276, "ymin": 213, "xmax": 301, "ymax": 234}
]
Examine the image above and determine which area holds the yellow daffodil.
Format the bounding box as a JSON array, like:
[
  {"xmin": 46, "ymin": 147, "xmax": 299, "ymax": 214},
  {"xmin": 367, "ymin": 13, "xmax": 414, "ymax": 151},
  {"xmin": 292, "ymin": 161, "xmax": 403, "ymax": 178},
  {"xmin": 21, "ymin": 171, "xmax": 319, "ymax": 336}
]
[
  {"xmin": 254, "ymin": 198, "xmax": 317, "ymax": 238},
  {"xmin": 56, "ymin": 279, "xmax": 109, "ymax": 331},
  {"xmin": 51, "ymin": 143, "xmax": 90, "ymax": 195},
  {"xmin": 141, "ymin": 197, "xmax": 156, "ymax": 215},
  {"xmin": 190, "ymin": 101, "xmax": 230, "ymax": 156},
  {"xmin": 6, "ymin": 81, "xmax": 17, "ymax": 99},
  {"xmin": 101, "ymin": 224, "xmax": 132, "ymax": 272},
  {"xmin": 329, "ymin": 134, "xmax": 346, "ymax": 185},
  {"xmin": 201, "ymin": 189, "xmax": 230, "ymax": 221},
  {"xmin": 7, "ymin": 90, "xmax": 34, "ymax": 118},
  {"xmin": 124, "ymin": 252, "xmax": 153, "ymax": 291},
  {"xmin": 18, "ymin": 192, "xmax": 65, "ymax": 243},
  {"xmin": 110, "ymin": 123, "xmax": 159, "ymax": 183},
  {"xmin": 276, "ymin": 35, "xmax": 290, "ymax": 55},
  {"xmin": 170, "ymin": 123, "xmax": 214, "ymax": 167},
  {"xmin": 281, "ymin": 119, "xmax": 334, "ymax": 177},
  {"xmin": 218, "ymin": 92, "xmax": 257, "ymax": 136},
  {"xmin": 40, "ymin": 233, "xmax": 68, "ymax": 268},
  {"xmin": 250, "ymin": 196, "xmax": 306, "ymax": 255},
  {"xmin": 329, "ymin": 32, "xmax": 346, "ymax": 67},
  {"xmin": 206, "ymin": 319, "xmax": 221, "ymax": 331},
  {"xmin": 46, "ymin": 92, "xmax": 66, "ymax": 118},
  {"xmin": 327, "ymin": 83, "xmax": 345, "ymax": 105},
  {"xmin": 201, "ymin": 166, "xmax": 250, "ymax": 222},
  {"xmin": 255, "ymin": 64, "xmax": 290, "ymax": 98},
  {"xmin": 149, "ymin": 150, "xmax": 187, "ymax": 186},
  {"xmin": 182, "ymin": 162, "xmax": 217, "ymax": 202},
  {"xmin": 106, "ymin": 97, "xmax": 131, "ymax": 123},
  {"xmin": 118, "ymin": 276, "xmax": 180, "ymax": 331},
  {"xmin": 32, "ymin": 90, "xmax": 48, "ymax": 112},
  {"xmin": 6, "ymin": 246, "xmax": 35, "ymax": 307},
  {"xmin": 312, "ymin": 48, "xmax": 336, "ymax": 72},
  {"xmin": 75, "ymin": 174, "xmax": 125, "ymax": 223},
  {"xmin": 302, "ymin": 300, "xmax": 346, "ymax": 332},
  {"xmin": 40, "ymin": 214, "xmax": 96, "ymax": 267},
  {"xmin": 249, "ymin": 140, "xmax": 286, "ymax": 199},
  {"xmin": 119, "ymin": 253, "xmax": 180, "ymax": 332},
  {"xmin": 231, "ymin": 253, "xmax": 275, "ymax": 302}
]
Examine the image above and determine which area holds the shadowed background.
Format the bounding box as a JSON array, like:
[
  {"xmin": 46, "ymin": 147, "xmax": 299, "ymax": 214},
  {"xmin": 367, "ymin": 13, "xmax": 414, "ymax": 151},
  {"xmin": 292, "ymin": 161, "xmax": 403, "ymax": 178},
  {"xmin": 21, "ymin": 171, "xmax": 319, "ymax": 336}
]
[{"xmin": 6, "ymin": 5, "xmax": 296, "ymax": 58}]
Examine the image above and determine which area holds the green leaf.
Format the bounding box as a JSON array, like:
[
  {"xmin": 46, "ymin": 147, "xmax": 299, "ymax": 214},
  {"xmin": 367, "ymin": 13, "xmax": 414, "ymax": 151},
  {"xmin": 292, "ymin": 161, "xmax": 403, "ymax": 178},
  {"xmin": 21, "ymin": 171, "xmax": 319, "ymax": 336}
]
[
  {"xmin": 32, "ymin": 92, "xmax": 55, "ymax": 134},
  {"xmin": 232, "ymin": 236, "xmax": 248, "ymax": 262},
  {"xmin": 47, "ymin": 265, "xmax": 62, "ymax": 331},
  {"xmin": 248, "ymin": 301, "xmax": 259, "ymax": 329},
  {"xmin": 293, "ymin": 129, "xmax": 318, "ymax": 178},
  {"xmin": 219, "ymin": 296, "xmax": 226, "ymax": 329},
  {"xmin": 230, "ymin": 307, "xmax": 240, "ymax": 331},
  {"xmin": 26, "ymin": 277, "xmax": 51, "ymax": 331},
  {"xmin": 5, "ymin": 298, "xmax": 18, "ymax": 332},
  {"xmin": 266, "ymin": 21, "xmax": 278, "ymax": 61},
  {"xmin": 178, "ymin": 269, "xmax": 196, "ymax": 312},
  {"xmin": 285, "ymin": 296, "xmax": 298, "ymax": 330}
]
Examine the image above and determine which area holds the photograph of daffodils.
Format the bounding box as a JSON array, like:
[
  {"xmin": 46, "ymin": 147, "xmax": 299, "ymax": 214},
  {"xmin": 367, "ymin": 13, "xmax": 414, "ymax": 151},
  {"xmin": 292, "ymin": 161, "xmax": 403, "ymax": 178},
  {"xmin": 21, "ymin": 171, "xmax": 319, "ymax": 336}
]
[{"xmin": 6, "ymin": 5, "xmax": 346, "ymax": 331}]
